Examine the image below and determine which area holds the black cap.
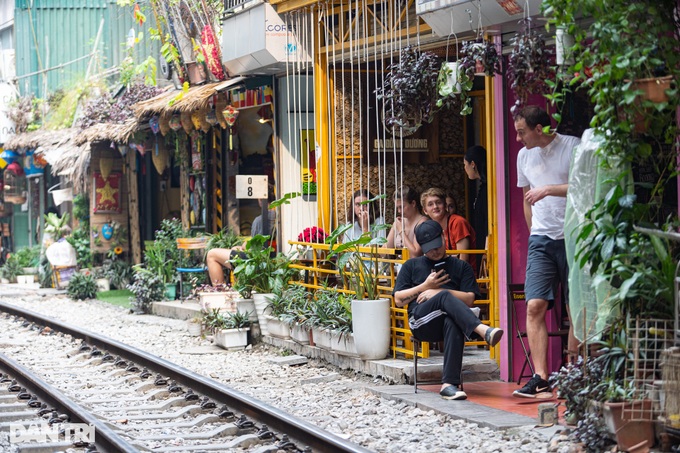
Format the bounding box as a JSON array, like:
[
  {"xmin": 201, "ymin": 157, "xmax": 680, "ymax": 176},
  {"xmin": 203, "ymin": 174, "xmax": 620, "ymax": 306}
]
[{"xmin": 415, "ymin": 220, "xmax": 443, "ymax": 254}]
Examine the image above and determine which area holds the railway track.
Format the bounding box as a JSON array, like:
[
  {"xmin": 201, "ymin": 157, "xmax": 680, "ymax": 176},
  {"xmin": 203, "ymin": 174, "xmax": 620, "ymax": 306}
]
[{"xmin": 0, "ymin": 301, "xmax": 371, "ymax": 453}]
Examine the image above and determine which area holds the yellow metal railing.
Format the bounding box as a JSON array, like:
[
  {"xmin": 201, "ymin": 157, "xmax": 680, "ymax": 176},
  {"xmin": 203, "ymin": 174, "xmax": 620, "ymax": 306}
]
[{"xmin": 287, "ymin": 241, "xmax": 494, "ymax": 360}]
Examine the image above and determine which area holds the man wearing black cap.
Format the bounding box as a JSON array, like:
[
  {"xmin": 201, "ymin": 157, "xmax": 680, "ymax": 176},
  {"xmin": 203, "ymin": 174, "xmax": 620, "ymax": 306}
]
[{"xmin": 394, "ymin": 219, "xmax": 503, "ymax": 400}]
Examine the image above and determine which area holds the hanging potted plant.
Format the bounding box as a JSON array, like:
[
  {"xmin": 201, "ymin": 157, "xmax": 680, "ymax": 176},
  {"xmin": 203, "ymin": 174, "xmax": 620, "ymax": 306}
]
[
  {"xmin": 436, "ymin": 58, "xmax": 474, "ymax": 116},
  {"xmin": 376, "ymin": 46, "xmax": 442, "ymax": 134},
  {"xmin": 463, "ymin": 39, "xmax": 502, "ymax": 77},
  {"xmin": 507, "ymin": 17, "xmax": 553, "ymax": 114}
]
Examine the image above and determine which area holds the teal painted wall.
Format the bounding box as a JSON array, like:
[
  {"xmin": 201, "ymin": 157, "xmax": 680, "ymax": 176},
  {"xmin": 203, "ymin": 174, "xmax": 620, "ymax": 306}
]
[{"xmin": 14, "ymin": 0, "xmax": 160, "ymax": 97}]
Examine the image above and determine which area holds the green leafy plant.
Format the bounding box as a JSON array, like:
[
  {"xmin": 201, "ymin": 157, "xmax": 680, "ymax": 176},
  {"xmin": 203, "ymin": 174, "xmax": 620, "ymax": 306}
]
[
  {"xmin": 224, "ymin": 310, "xmax": 251, "ymax": 329},
  {"xmin": 144, "ymin": 242, "xmax": 176, "ymax": 284},
  {"xmin": 13, "ymin": 246, "xmax": 40, "ymax": 268},
  {"xmin": 7, "ymin": 95, "xmax": 43, "ymax": 133},
  {"xmin": 543, "ymin": 0, "xmax": 680, "ymax": 162},
  {"xmin": 66, "ymin": 228, "xmax": 93, "ymax": 269},
  {"xmin": 142, "ymin": 218, "xmax": 187, "ymax": 283},
  {"xmin": 232, "ymin": 234, "xmax": 296, "ymax": 295},
  {"xmin": 127, "ymin": 268, "xmax": 165, "ymax": 314},
  {"xmin": 72, "ymin": 193, "xmax": 89, "ymax": 226},
  {"xmin": 101, "ymin": 255, "xmax": 133, "ymax": 290},
  {"xmin": 67, "ymin": 273, "xmax": 98, "ymax": 300},
  {"xmin": 0, "ymin": 255, "xmax": 22, "ymax": 282},
  {"xmin": 278, "ymin": 285, "xmax": 313, "ymax": 327},
  {"xmin": 575, "ymin": 180, "xmax": 677, "ymax": 319},
  {"xmin": 201, "ymin": 308, "xmax": 251, "ymax": 334},
  {"xmin": 44, "ymin": 212, "xmax": 71, "ymax": 240},
  {"xmin": 376, "ymin": 46, "xmax": 442, "ymax": 132},
  {"xmin": 308, "ymin": 288, "xmax": 352, "ymax": 333},
  {"xmin": 436, "ymin": 60, "xmax": 473, "ymax": 115}
]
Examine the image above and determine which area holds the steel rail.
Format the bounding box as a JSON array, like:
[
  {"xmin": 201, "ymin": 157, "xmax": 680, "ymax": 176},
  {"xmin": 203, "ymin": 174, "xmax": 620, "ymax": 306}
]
[
  {"xmin": 0, "ymin": 353, "xmax": 139, "ymax": 453},
  {"xmin": 0, "ymin": 301, "xmax": 372, "ymax": 453}
]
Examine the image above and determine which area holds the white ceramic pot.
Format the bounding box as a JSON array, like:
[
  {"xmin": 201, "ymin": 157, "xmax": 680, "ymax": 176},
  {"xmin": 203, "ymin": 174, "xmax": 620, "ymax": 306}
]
[
  {"xmin": 265, "ymin": 315, "xmax": 291, "ymax": 339},
  {"xmin": 291, "ymin": 323, "xmax": 311, "ymax": 345},
  {"xmin": 312, "ymin": 327, "xmax": 332, "ymax": 350},
  {"xmin": 198, "ymin": 292, "xmax": 231, "ymax": 311},
  {"xmin": 253, "ymin": 293, "xmax": 274, "ymax": 336},
  {"xmin": 439, "ymin": 61, "xmax": 461, "ymax": 95},
  {"xmin": 16, "ymin": 275, "xmax": 35, "ymax": 285},
  {"xmin": 95, "ymin": 278, "xmax": 110, "ymax": 292},
  {"xmin": 330, "ymin": 330, "xmax": 358, "ymax": 357},
  {"xmin": 214, "ymin": 328, "xmax": 249, "ymax": 350},
  {"xmin": 351, "ymin": 298, "xmax": 391, "ymax": 360},
  {"xmin": 187, "ymin": 320, "xmax": 202, "ymax": 336},
  {"xmin": 235, "ymin": 298, "xmax": 257, "ymax": 323},
  {"xmin": 555, "ymin": 27, "xmax": 575, "ymax": 66}
]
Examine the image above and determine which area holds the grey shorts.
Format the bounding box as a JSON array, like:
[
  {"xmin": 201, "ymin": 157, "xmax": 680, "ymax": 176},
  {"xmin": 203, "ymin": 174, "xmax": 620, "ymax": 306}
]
[{"xmin": 524, "ymin": 235, "xmax": 568, "ymax": 310}]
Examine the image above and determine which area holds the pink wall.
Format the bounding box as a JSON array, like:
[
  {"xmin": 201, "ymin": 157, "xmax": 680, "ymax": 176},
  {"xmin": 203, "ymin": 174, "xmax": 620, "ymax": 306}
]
[{"xmin": 498, "ymin": 83, "xmax": 566, "ymax": 382}]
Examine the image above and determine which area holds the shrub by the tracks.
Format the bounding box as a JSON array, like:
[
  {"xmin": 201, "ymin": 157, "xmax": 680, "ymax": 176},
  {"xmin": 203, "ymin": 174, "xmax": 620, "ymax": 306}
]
[
  {"xmin": 67, "ymin": 273, "xmax": 98, "ymax": 300},
  {"xmin": 127, "ymin": 269, "xmax": 164, "ymax": 314}
]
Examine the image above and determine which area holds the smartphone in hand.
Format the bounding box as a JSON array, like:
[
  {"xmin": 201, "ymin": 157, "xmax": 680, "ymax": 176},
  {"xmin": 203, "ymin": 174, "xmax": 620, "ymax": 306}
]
[{"xmin": 432, "ymin": 261, "xmax": 446, "ymax": 274}]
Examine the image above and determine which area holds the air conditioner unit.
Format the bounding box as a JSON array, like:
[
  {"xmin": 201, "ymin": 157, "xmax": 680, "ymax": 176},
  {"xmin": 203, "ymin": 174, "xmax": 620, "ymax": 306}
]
[
  {"xmin": 416, "ymin": 0, "xmax": 544, "ymax": 37},
  {"xmin": 221, "ymin": 2, "xmax": 311, "ymax": 76}
]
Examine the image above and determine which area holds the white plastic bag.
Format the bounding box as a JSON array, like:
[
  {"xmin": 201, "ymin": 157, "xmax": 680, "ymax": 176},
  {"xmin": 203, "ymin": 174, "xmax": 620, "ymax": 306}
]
[{"xmin": 45, "ymin": 239, "xmax": 77, "ymax": 267}]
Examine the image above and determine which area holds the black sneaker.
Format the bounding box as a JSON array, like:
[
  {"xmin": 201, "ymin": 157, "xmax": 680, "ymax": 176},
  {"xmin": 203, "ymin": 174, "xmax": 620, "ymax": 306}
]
[
  {"xmin": 513, "ymin": 374, "xmax": 552, "ymax": 398},
  {"xmin": 440, "ymin": 385, "xmax": 467, "ymax": 400}
]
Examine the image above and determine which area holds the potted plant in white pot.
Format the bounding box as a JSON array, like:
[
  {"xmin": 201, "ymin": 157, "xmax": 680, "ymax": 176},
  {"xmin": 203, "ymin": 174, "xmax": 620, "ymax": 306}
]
[
  {"xmin": 204, "ymin": 309, "xmax": 251, "ymax": 350},
  {"xmin": 265, "ymin": 291, "xmax": 291, "ymax": 340},
  {"xmin": 280, "ymin": 285, "xmax": 314, "ymax": 345},
  {"xmin": 327, "ymin": 220, "xmax": 391, "ymax": 360},
  {"xmin": 232, "ymin": 234, "xmax": 296, "ymax": 336}
]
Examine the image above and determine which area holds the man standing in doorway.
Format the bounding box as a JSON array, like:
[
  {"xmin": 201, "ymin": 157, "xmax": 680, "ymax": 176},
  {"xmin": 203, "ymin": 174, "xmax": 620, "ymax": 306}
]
[{"xmin": 513, "ymin": 106, "xmax": 580, "ymax": 398}]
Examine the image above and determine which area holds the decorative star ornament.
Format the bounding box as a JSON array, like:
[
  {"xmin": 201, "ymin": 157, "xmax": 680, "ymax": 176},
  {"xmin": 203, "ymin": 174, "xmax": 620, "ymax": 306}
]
[{"xmin": 97, "ymin": 181, "xmax": 118, "ymax": 205}]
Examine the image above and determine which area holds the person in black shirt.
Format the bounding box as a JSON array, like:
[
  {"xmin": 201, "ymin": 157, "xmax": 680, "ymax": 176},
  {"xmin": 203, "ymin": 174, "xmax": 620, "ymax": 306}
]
[{"xmin": 394, "ymin": 220, "xmax": 503, "ymax": 400}]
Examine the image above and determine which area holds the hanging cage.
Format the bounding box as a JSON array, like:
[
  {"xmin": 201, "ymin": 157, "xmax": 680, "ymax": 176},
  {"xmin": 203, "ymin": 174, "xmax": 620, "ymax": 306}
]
[{"xmin": 3, "ymin": 162, "xmax": 27, "ymax": 204}]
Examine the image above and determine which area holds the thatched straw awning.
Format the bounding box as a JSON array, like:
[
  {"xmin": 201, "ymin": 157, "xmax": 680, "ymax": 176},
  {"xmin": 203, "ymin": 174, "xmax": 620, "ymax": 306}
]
[
  {"xmin": 48, "ymin": 141, "xmax": 90, "ymax": 191},
  {"xmin": 74, "ymin": 119, "xmax": 138, "ymax": 145},
  {"xmin": 133, "ymin": 77, "xmax": 246, "ymax": 118},
  {"xmin": 4, "ymin": 128, "xmax": 75, "ymax": 151}
]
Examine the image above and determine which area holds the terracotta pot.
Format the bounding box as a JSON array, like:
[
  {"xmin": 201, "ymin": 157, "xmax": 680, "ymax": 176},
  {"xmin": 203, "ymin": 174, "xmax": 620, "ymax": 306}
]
[
  {"xmin": 602, "ymin": 399, "xmax": 655, "ymax": 452},
  {"xmin": 633, "ymin": 75, "xmax": 673, "ymax": 103}
]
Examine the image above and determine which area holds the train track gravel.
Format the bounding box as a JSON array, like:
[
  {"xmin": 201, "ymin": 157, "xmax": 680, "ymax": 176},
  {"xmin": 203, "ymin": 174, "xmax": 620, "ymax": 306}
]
[{"xmin": 0, "ymin": 289, "xmax": 574, "ymax": 452}]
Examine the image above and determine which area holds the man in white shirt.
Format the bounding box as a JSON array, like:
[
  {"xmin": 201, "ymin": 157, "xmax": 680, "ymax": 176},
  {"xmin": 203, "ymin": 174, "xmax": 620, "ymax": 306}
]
[{"xmin": 513, "ymin": 106, "xmax": 580, "ymax": 398}]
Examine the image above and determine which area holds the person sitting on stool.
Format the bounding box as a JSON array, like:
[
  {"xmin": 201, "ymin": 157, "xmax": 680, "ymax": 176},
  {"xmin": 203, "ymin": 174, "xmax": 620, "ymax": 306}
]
[
  {"xmin": 394, "ymin": 219, "xmax": 503, "ymax": 400},
  {"xmin": 205, "ymin": 247, "xmax": 245, "ymax": 286}
]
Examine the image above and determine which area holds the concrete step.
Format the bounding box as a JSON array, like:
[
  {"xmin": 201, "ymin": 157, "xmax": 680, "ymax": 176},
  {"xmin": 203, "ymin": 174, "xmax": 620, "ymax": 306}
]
[
  {"xmin": 262, "ymin": 336, "xmax": 498, "ymax": 385},
  {"xmin": 152, "ymin": 301, "xmax": 202, "ymax": 320},
  {"xmin": 152, "ymin": 302, "xmax": 499, "ymax": 386}
]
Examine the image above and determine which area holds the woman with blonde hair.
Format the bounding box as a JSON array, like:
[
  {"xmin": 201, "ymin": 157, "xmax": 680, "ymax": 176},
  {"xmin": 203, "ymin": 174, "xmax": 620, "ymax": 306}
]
[{"xmin": 421, "ymin": 187, "xmax": 476, "ymax": 269}]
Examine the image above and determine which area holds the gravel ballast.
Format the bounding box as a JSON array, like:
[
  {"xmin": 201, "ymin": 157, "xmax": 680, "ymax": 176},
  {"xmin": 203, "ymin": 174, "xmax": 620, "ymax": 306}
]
[{"xmin": 1, "ymin": 291, "xmax": 575, "ymax": 452}]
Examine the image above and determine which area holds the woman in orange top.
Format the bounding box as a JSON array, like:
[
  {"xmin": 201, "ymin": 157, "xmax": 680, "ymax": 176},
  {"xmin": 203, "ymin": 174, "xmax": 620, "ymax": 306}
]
[{"xmin": 421, "ymin": 187, "xmax": 476, "ymax": 269}]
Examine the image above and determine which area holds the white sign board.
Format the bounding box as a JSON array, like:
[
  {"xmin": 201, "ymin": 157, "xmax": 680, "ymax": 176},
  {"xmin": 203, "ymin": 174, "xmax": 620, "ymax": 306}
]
[{"xmin": 236, "ymin": 175, "xmax": 268, "ymax": 199}]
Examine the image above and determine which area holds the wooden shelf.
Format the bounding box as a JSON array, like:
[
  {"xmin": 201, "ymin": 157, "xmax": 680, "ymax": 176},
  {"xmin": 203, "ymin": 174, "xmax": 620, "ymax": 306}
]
[{"xmin": 234, "ymin": 102, "xmax": 273, "ymax": 112}]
